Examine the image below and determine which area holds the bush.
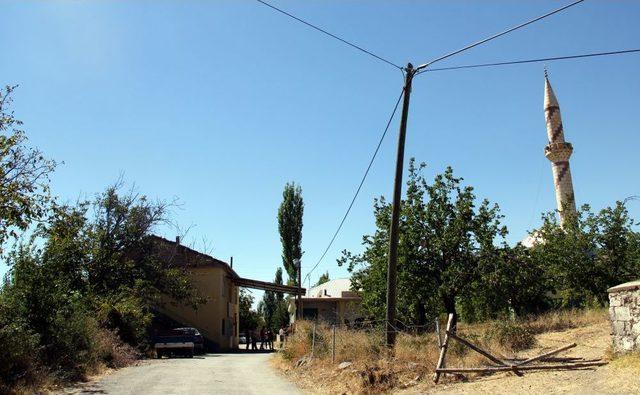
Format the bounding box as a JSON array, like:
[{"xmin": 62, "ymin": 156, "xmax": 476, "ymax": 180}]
[
  {"xmin": 43, "ymin": 297, "xmax": 100, "ymax": 381},
  {"xmin": 0, "ymin": 315, "xmax": 40, "ymax": 390},
  {"xmin": 490, "ymin": 321, "xmax": 536, "ymax": 351},
  {"xmin": 94, "ymin": 329, "xmax": 139, "ymax": 369},
  {"xmin": 97, "ymin": 294, "xmax": 153, "ymax": 349}
]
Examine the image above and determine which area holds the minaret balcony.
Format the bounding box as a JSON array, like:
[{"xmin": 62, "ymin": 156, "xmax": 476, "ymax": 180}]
[{"xmin": 544, "ymin": 142, "xmax": 573, "ymax": 162}]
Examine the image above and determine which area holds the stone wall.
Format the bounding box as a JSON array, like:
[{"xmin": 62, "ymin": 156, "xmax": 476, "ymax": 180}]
[{"xmin": 608, "ymin": 280, "xmax": 640, "ymax": 353}]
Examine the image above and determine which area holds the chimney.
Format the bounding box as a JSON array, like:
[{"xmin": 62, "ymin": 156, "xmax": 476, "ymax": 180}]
[
  {"xmin": 175, "ymin": 236, "xmax": 181, "ymax": 245},
  {"xmin": 230, "ymin": 256, "xmax": 233, "ymax": 268}
]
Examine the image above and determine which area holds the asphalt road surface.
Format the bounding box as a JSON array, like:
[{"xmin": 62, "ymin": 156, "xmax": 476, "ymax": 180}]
[{"xmin": 63, "ymin": 352, "xmax": 301, "ymax": 395}]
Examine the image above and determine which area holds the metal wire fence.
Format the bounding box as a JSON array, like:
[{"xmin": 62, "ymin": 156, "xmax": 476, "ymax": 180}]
[{"xmin": 301, "ymin": 318, "xmax": 442, "ymax": 363}]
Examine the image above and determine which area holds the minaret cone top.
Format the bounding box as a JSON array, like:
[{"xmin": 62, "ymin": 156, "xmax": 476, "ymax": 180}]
[
  {"xmin": 544, "ymin": 71, "xmax": 566, "ymax": 144},
  {"xmin": 544, "ymin": 72, "xmax": 560, "ymax": 111}
]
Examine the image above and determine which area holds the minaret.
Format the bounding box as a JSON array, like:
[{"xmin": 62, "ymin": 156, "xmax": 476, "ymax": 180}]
[{"xmin": 544, "ymin": 71, "xmax": 576, "ymax": 226}]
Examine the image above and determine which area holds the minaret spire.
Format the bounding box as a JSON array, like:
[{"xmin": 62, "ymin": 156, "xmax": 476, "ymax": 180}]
[{"xmin": 544, "ymin": 71, "xmax": 576, "ymax": 226}]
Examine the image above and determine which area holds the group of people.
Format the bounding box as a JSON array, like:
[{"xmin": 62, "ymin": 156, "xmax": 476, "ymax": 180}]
[{"xmin": 245, "ymin": 325, "xmax": 291, "ymax": 351}]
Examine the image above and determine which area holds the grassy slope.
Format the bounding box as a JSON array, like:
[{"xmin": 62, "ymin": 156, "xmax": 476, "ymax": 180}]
[{"xmin": 274, "ymin": 309, "xmax": 640, "ymax": 394}]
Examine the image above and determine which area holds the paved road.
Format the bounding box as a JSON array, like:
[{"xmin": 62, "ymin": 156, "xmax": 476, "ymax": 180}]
[{"xmin": 63, "ymin": 352, "xmax": 301, "ymax": 395}]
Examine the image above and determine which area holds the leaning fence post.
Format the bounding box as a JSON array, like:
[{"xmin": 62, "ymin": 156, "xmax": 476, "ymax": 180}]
[
  {"xmin": 433, "ymin": 313, "xmax": 454, "ymax": 384},
  {"xmin": 311, "ymin": 322, "xmax": 316, "ymax": 358},
  {"xmin": 435, "ymin": 318, "xmax": 442, "ymax": 348},
  {"xmin": 332, "ymin": 324, "xmax": 336, "ymax": 363}
]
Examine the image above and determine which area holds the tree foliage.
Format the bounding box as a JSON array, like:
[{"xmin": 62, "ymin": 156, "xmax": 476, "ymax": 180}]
[
  {"xmin": 0, "ymin": 85, "xmax": 57, "ymax": 252},
  {"xmin": 340, "ymin": 160, "xmax": 639, "ymax": 327},
  {"xmin": 0, "ymin": 184, "xmax": 199, "ymax": 387},
  {"xmin": 259, "ymin": 267, "xmax": 289, "ymax": 331},
  {"xmin": 278, "ymin": 182, "xmax": 304, "ymax": 285},
  {"xmin": 239, "ymin": 289, "xmax": 261, "ymax": 332},
  {"xmin": 316, "ymin": 271, "xmax": 330, "ymax": 287},
  {"xmin": 341, "ymin": 161, "xmax": 508, "ymax": 327},
  {"xmin": 530, "ymin": 202, "xmax": 640, "ymax": 308}
]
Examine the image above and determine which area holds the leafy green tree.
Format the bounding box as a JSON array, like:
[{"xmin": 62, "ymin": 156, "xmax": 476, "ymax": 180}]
[
  {"xmin": 278, "ymin": 183, "xmax": 304, "ymax": 285},
  {"xmin": 1, "ymin": 182, "xmax": 200, "ymax": 368},
  {"xmin": 1, "ymin": 224, "xmax": 99, "ymax": 380},
  {"xmin": 316, "ymin": 271, "xmax": 330, "ymax": 287},
  {"xmin": 531, "ymin": 201, "xmax": 639, "ymax": 307},
  {"xmin": 341, "ymin": 160, "xmax": 508, "ymax": 328},
  {"xmin": 460, "ymin": 244, "xmax": 549, "ymax": 321},
  {"xmin": 239, "ymin": 289, "xmax": 261, "ymax": 332},
  {"xmin": 272, "ymin": 267, "xmax": 289, "ymax": 330},
  {"xmin": 0, "ymin": 85, "xmax": 57, "ymax": 253}
]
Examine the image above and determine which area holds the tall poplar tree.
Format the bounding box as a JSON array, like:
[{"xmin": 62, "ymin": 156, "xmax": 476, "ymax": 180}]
[{"xmin": 278, "ymin": 182, "xmax": 304, "ymax": 285}]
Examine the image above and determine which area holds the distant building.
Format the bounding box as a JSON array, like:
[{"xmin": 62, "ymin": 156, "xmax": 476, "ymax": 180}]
[
  {"xmin": 294, "ymin": 278, "xmax": 363, "ymax": 324},
  {"xmin": 152, "ymin": 235, "xmax": 240, "ymax": 351},
  {"xmin": 151, "ymin": 235, "xmax": 304, "ymax": 351}
]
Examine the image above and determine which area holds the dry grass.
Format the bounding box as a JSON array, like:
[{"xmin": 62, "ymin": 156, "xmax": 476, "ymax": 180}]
[
  {"xmin": 524, "ymin": 308, "xmax": 606, "ymax": 334},
  {"xmin": 611, "ymin": 352, "xmax": 640, "ymax": 372},
  {"xmin": 3, "ymin": 329, "xmax": 139, "ymax": 395},
  {"xmin": 274, "ymin": 308, "xmax": 609, "ymax": 394}
]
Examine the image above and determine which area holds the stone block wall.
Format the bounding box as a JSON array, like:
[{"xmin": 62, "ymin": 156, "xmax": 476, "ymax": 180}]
[{"xmin": 608, "ymin": 280, "xmax": 640, "ymax": 353}]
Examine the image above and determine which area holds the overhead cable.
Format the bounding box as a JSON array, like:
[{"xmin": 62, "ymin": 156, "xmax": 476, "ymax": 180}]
[
  {"xmin": 304, "ymin": 88, "xmax": 405, "ymax": 282},
  {"xmin": 416, "ymin": 49, "xmax": 640, "ymax": 73},
  {"xmin": 416, "ymin": 0, "xmax": 586, "ymax": 71},
  {"xmin": 255, "ymin": 0, "xmax": 403, "ymax": 70}
]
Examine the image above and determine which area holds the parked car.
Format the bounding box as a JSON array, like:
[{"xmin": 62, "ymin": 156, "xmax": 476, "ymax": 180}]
[
  {"xmin": 153, "ymin": 330, "xmax": 195, "ymax": 358},
  {"xmin": 174, "ymin": 327, "xmax": 204, "ymax": 353}
]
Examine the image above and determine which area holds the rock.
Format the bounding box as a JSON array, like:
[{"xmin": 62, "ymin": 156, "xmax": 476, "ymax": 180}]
[
  {"xmin": 401, "ymin": 373, "xmax": 422, "ymax": 388},
  {"xmin": 615, "ymin": 306, "xmax": 631, "ymax": 321},
  {"xmin": 338, "ymin": 361, "xmax": 352, "ymax": 370}
]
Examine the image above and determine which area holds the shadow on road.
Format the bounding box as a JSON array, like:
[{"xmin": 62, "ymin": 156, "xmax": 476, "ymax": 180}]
[{"xmin": 221, "ymin": 349, "xmax": 278, "ymax": 355}]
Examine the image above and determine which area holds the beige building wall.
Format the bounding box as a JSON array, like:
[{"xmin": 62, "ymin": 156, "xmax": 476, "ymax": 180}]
[
  {"xmin": 300, "ymin": 298, "xmax": 362, "ymax": 324},
  {"xmin": 157, "ymin": 266, "xmax": 239, "ymax": 351}
]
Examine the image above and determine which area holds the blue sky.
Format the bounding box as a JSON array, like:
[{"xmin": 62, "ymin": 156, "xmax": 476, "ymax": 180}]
[{"xmin": 1, "ymin": 1, "xmax": 639, "ymax": 295}]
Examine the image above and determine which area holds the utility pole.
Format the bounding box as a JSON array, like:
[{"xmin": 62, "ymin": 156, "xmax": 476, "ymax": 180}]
[
  {"xmin": 295, "ymin": 258, "xmax": 302, "ymax": 320},
  {"xmin": 386, "ymin": 63, "xmax": 415, "ymax": 348}
]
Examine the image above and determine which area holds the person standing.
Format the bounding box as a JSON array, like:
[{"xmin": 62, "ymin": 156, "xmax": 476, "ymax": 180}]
[
  {"xmin": 269, "ymin": 329, "xmax": 275, "ymax": 350},
  {"xmin": 251, "ymin": 329, "xmax": 258, "ymax": 351},
  {"xmin": 259, "ymin": 326, "xmax": 266, "ymax": 350},
  {"xmin": 278, "ymin": 327, "xmax": 285, "ymax": 349}
]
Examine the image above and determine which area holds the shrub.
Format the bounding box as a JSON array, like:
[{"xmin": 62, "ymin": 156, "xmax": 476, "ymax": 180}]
[
  {"xmin": 97, "ymin": 294, "xmax": 153, "ymax": 349},
  {"xmin": 0, "ymin": 315, "xmax": 41, "ymax": 390},
  {"xmin": 490, "ymin": 321, "xmax": 536, "ymax": 351},
  {"xmin": 94, "ymin": 329, "xmax": 139, "ymax": 369}
]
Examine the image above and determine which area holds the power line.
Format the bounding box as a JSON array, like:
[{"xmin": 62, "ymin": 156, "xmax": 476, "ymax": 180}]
[
  {"xmin": 308, "ymin": 48, "xmax": 640, "ymax": 276},
  {"xmin": 416, "ymin": 0, "xmax": 586, "ymax": 71},
  {"xmin": 304, "ymin": 88, "xmax": 405, "ymax": 283},
  {"xmin": 416, "ymin": 49, "xmax": 640, "ymax": 73},
  {"xmin": 255, "ymin": 0, "xmax": 403, "ymax": 70}
]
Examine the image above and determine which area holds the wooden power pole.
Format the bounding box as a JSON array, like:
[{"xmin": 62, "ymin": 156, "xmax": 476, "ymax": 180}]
[
  {"xmin": 385, "ymin": 63, "xmax": 415, "ymax": 348},
  {"xmin": 296, "ymin": 259, "xmax": 302, "ymax": 320}
]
